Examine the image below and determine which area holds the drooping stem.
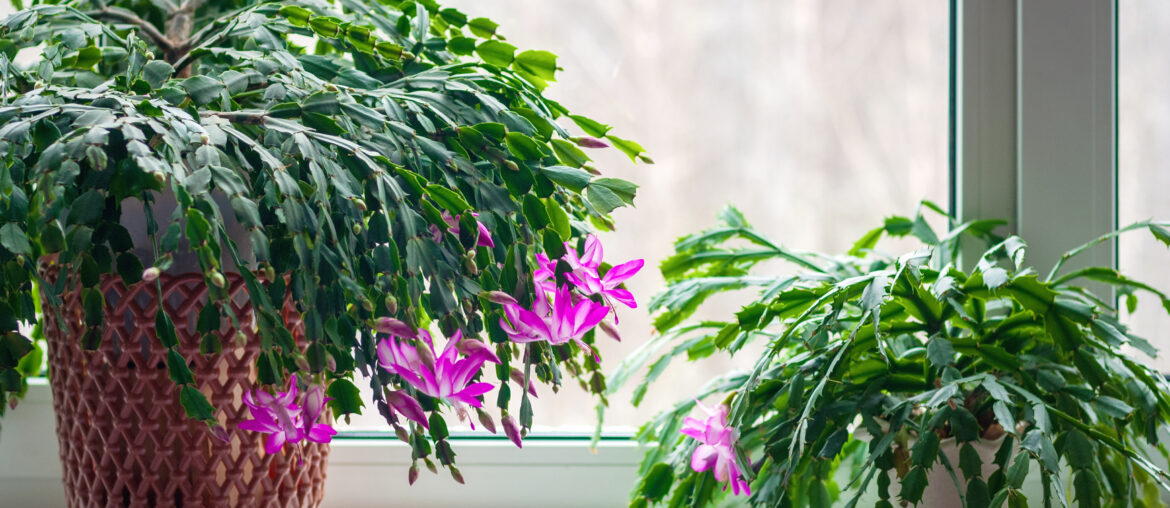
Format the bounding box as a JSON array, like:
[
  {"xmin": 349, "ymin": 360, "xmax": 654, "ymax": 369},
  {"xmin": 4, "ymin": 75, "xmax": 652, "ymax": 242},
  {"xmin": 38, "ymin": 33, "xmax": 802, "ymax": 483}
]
[{"xmin": 86, "ymin": 8, "xmax": 173, "ymax": 53}]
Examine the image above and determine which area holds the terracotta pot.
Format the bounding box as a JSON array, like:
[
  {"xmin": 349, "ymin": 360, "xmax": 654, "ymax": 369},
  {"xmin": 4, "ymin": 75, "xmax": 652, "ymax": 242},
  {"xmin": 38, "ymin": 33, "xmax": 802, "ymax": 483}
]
[{"xmin": 41, "ymin": 269, "xmax": 328, "ymax": 507}]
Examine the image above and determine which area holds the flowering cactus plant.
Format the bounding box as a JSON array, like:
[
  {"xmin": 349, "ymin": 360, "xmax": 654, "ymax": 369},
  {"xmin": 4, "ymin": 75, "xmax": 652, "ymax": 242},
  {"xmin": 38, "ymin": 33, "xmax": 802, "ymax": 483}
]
[
  {"xmin": 0, "ymin": 0, "xmax": 646, "ymax": 482},
  {"xmin": 614, "ymin": 204, "xmax": 1170, "ymax": 507}
]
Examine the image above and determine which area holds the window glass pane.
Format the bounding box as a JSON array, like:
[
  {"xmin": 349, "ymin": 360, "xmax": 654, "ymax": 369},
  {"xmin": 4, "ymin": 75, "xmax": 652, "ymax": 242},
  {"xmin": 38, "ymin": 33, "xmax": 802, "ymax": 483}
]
[
  {"xmin": 343, "ymin": 1, "xmax": 949, "ymax": 431},
  {"xmin": 1119, "ymin": 1, "xmax": 1170, "ymax": 370}
]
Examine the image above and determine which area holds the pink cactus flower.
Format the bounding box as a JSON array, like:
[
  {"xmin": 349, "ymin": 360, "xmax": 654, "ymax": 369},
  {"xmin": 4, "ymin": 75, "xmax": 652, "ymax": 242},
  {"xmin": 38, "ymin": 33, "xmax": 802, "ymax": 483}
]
[
  {"xmin": 680, "ymin": 400, "xmax": 751, "ymax": 496},
  {"xmin": 498, "ymin": 284, "xmax": 610, "ymax": 356},
  {"xmin": 377, "ymin": 329, "xmax": 499, "ymax": 428},
  {"xmin": 429, "ymin": 211, "xmax": 494, "ymax": 248},
  {"xmin": 240, "ymin": 375, "xmax": 336, "ymax": 454}
]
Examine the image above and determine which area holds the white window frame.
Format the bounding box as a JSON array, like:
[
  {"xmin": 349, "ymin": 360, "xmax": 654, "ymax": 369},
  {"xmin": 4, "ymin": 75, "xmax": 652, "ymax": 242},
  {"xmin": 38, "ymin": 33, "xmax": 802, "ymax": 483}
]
[{"xmin": 1, "ymin": 2, "xmax": 1120, "ymax": 505}]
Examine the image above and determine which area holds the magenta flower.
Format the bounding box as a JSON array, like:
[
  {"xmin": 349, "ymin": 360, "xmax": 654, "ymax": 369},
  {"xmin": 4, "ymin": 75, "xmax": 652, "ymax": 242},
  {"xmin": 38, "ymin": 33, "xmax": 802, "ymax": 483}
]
[
  {"xmin": 301, "ymin": 383, "xmax": 338, "ymax": 445},
  {"xmin": 680, "ymin": 400, "xmax": 751, "ymax": 496},
  {"xmin": 377, "ymin": 329, "xmax": 500, "ymax": 428},
  {"xmin": 240, "ymin": 375, "xmax": 336, "ymax": 454},
  {"xmin": 429, "ymin": 211, "xmax": 494, "ymax": 248},
  {"xmin": 535, "ymin": 235, "xmax": 644, "ymax": 312},
  {"xmin": 498, "ymin": 284, "xmax": 610, "ymax": 356}
]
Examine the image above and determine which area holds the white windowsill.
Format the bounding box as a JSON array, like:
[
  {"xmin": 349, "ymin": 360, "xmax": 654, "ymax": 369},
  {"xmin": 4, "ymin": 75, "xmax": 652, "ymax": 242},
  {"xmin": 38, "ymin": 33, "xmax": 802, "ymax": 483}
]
[{"xmin": 0, "ymin": 379, "xmax": 643, "ymax": 507}]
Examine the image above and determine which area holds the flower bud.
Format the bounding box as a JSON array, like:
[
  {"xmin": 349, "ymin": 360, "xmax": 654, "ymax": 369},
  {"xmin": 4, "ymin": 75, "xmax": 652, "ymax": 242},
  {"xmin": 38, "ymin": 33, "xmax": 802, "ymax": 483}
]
[
  {"xmin": 209, "ymin": 271, "xmax": 226, "ymax": 288},
  {"xmin": 235, "ymin": 331, "xmax": 247, "ymax": 348},
  {"xmin": 408, "ymin": 463, "xmax": 420, "ymax": 485},
  {"xmin": 599, "ymin": 320, "xmax": 621, "ymax": 342},
  {"xmin": 416, "ymin": 340, "xmax": 436, "ymax": 369},
  {"xmin": 504, "ymin": 160, "xmax": 519, "ymax": 172},
  {"xmin": 153, "ymin": 172, "xmax": 167, "ymax": 184},
  {"xmin": 480, "ymin": 290, "xmax": 518, "ymax": 306},
  {"xmin": 570, "ymin": 136, "xmax": 609, "ymax": 149},
  {"xmin": 475, "ymin": 407, "xmax": 497, "ymax": 434},
  {"xmin": 375, "ymin": 317, "xmax": 413, "ymax": 337},
  {"xmin": 450, "ymin": 466, "xmax": 465, "ymax": 484},
  {"xmin": 303, "ymin": 383, "xmax": 327, "ymax": 422},
  {"xmin": 208, "ymin": 425, "xmax": 231, "ymax": 443},
  {"xmin": 144, "ymin": 51, "xmax": 155, "ymax": 60},
  {"xmin": 402, "ymin": 50, "xmax": 416, "ymax": 61},
  {"xmin": 502, "ymin": 414, "xmax": 523, "ymax": 448},
  {"xmin": 582, "ymin": 164, "xmax": 601, "ymax": 175},
  {"xmin": 199, "ymin": 133, "xmax": 210, "ymax": 144},
  {"xmin": 638, "ymin": 154, "xmax": 655, "ymax": 164},
  {"xmin": 325, "ymin": 353, "xmax": 337, "ymax": 371},
  {"xmin": 395, "ymin": 425, "xmax": 410, "ymax": 443},
  {"xmin": 295, "ymin": 356, "xmax": 311, "ymax": 372},
  {"xmin": 510, "ymin": 368, "xmax": 538, "ymax": 397},
  {"xmin": 352, "ymin": 223, "xmax": 362, "ymax": 236},
  {"xmin": 385, "ymin": 296, "xmax": 398, "ymax": 314},
  {"xmin": 361, "ymin": 299, "xmax": 374, "ymax": 312},
  {"xmin": 456, "ymin": 338, "xmax": 500, "ymax": 364},
  {"xmin": 352, "ymin": 198, "xmax": 367, "ymax": 212},
  {"xmin": 142, "ymin": 267, "xmax": 161, "ymax": 282},
  {"xmin": 424, "ymin": 458, "xmax": 438, "ymax": 474}
]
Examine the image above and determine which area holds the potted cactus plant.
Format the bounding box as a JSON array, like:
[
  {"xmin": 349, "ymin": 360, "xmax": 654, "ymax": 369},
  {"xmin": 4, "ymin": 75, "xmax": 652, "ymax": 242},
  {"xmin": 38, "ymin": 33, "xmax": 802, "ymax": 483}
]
[
  {"xmin": 0, "ymin": 0, "xmax": 647, "ymax": 505},
  {"xmin": 611, "ymin": 203, "xmax": 1170, "ymax": 507}
]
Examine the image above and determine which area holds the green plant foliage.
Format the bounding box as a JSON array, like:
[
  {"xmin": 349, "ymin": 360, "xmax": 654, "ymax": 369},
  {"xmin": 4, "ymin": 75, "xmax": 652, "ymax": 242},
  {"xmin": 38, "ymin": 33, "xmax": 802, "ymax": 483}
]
[
  {"xmin": 0, "ymin": 0, "xmax": 645, "ymax": 470},
  {"xmin": 612, "ymin": 202, "xmax": 1170, "ymax": 507}
]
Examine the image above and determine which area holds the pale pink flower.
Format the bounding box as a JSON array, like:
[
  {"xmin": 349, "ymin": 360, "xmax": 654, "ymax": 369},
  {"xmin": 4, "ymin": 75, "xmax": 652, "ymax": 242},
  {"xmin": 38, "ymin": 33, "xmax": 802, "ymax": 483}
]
[{"xmin": 680, "ymin": 400, "xmax": 751, "ymax": 496}]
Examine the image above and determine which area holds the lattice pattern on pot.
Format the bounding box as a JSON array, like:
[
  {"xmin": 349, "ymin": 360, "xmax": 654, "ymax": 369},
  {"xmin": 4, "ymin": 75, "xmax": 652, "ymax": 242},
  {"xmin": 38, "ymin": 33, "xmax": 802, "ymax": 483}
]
[{"xmin": 42, "ymin": 272, "xmax": 329, "ymax": 508}]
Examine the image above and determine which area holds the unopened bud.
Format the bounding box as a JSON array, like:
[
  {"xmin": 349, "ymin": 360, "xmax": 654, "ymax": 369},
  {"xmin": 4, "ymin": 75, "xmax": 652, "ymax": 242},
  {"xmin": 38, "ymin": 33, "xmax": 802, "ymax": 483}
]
[
  {"xmin": 581, "ymin": 164, "xmax": 601, "ymax": 175},
  {"xmin": 153, "ymin": 172, "xmax": 166, "ymax": 183},
  {"xmin": 502, "ymin": 414, "xmax": 523, "ymax": 448},
  {"xmin": 395, "ymin": 425, "xmax": 410, "ymax": 442},
  {"xmin": 450, "ymin": 466, "xmax": 465, "ymax": 484},
  {"xmin": 361, "ymin": 299, "xmax": 374, "ymax": 312},
  {"xmin": 142, "ymin": 267, "xmax": 161, "ymax": 282},
  {"xmin": 352, "ymin": 223, "xmax": 362, "ymax": 235},
  {"xmin": 235, "ymin": 331, "xmax": 247, "ymax": 348},
  {"xmin": 475, "ymin": 407, "xmax": 497, "ymax": 434},
  {"xmin": 424, "ymin": 458, "xmax": 438, "ymax": 474},
  {"xmin": 456, "ymin": 338, "xmax": 500, "ymax": 363},
  {"xmin": 208, "ymin": 424, "xmax": 230, "ymax": 443},
  {"xmin": 352, "ymin": 198, "xmax": 367, "ymax": 211},
  {"xmin": 209, "ymin": 271, "xmax": 226, "ymax": 288},
  {"xmin": 144, "ymin": 51, "xmax": 155, "ymax": 60},
  {"xmin": 463, "ymin": 255, "xmax": 478, "ymax": 275},
  {"xmin": 325, "ymin": 353, "xmax": 337, "ymax": 371},
  {"xmin": 264, "ymin": 265, "xmax": 276, "ymax": 282},
  {"xmin": 375, "ymin": 317, "xmax": 414, "ymax": 337},
  {"xmin": 599, "ymin": 320, "xmax": 621, "ymax": 342},
  {"xmin": 295, "ymin": 356, "xmax": 311, "ymax": 372},
  {"xmin": 481, "ymin": 290, "xmax": 518, "ymax": 306},
  {"xmin": 510, "ymin": 368, "xmax": 538, "ymax": 397},
  {"xmin": 638, "ymin": 154, "xmax": 655, "ymax": 164},
  {"xmin": 570, "ymin": 136, "xmax": 609, "ymax": 149},
  {"xmin": 402, "ymin": 50, "xmax": 416, "ymax": 61},
  {"xmin": 385, "ymin": 297, "xmax": 398, "ymax": 314},
  {"xmin": 408, "ymin": 463, "xmax": 420, "ymax": 485},
  {"xmin": 416, "ymin": 340, "xmax": 436, "ymax": 369},
  {"xmin": 199, "ymin": 133, "xmax": 210, "ymax": 144},
  {"xmin": 504, "ymin": 160, "xmax": 519, "ymax": 172}
]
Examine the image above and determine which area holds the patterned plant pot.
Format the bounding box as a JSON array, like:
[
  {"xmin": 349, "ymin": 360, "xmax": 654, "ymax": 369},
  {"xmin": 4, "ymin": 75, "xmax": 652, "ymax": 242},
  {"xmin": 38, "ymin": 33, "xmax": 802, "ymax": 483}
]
[{"xmin": 41, "ymin": 270, "xmax": 328, "ymax": 507}]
